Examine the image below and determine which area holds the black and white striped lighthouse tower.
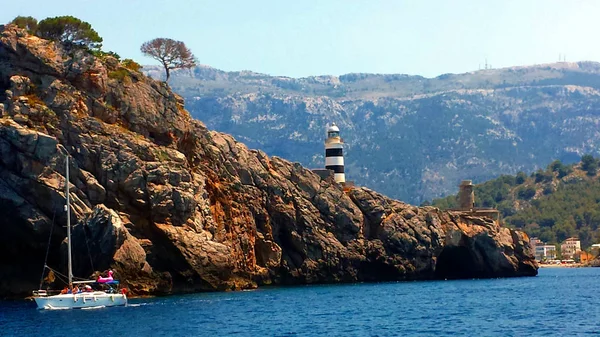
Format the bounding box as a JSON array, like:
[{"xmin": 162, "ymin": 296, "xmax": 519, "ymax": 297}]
[{"xmin": 325, "ymin": 123, "xmax": 346, "ymax": 183}]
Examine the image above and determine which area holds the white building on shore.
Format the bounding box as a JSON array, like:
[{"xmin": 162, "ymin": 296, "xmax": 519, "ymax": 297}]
[
  {"xmin": 536, "ymin": 245, "xmax": 557, "ymax": 261},
  {"xmin": 529, "ymin": 237, "xmax": 557, "ymax": 261}
]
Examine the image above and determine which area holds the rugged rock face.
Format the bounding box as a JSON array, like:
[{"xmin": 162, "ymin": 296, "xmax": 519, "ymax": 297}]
[{"xmin": 0, "ymin": 25, "xmax": 537, "ymax": 298}]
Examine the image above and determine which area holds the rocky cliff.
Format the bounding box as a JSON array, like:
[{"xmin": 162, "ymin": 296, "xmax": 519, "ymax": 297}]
[{"xmin": 0, "ymin": 25, "xmax": 536, "ymax": 298}]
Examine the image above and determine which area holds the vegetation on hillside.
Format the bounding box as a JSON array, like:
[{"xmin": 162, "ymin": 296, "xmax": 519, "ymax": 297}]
[
  {"xmin": 429, "ymin": 156, "xmax": 600, "ymax": 249},
  {"xmin": 12, "ymin": 15, "xmax": 103, "ymax": 50},
  {"xmin": 10, "ymin": 16, "xmax": 38, "ymax": 33},
  {"xmin": 7, "ymin": 15, "xmax": 145, "ymax": 80}
]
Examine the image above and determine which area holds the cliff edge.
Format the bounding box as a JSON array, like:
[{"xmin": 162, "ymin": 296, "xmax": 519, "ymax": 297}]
[{"xmin": 0, "ymin": 25, "xmax": 537, "ymax": 297}]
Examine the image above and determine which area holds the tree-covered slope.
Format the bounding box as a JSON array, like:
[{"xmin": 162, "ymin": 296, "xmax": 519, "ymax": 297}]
[
  {"xmin": 430, "ymin": 156, "xmax": 600, "ymax": 248},
  {"xmin": 145, "ymin": 62, "xmax": 600, "ymax": 204}
]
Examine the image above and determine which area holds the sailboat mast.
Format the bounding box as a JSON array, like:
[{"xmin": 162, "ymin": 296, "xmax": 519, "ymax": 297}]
[{"xmin": 66, "ymin": 155, "xmax": 73, "ymax": 288}]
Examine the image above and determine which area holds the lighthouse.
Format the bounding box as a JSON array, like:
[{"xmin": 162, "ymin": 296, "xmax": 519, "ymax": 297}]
[{"xmin": 325, "ymin": 123, "xmax": 346, "ymax": 183}]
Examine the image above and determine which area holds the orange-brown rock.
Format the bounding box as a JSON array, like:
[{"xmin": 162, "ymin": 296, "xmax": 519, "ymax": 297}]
[{"xmin": 0, "ymin": 25, "xmax": 537, "ymax": 298}]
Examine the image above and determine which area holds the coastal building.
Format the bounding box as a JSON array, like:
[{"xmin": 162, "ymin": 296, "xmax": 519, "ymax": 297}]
[
  {"xmin": 449, "ymin": 180, "xmax": 500, "ymax": 221},
  {"xmin": 529, "ymin": 237, "xmax": 557, "ymax": 261},
  {"xmin": 536, "ymin": 245, "xmax": 557, "ymax": 261},
  {"xmin": 576, "ymin": 251, "xmax": 593, "ymax": 263},
  {"xmin": 560, "ymin": 237, "xmax": 581, "ymax": 259},
  {"xmin": 529, "ymin": 237, "xmax": 543, "ymax": 252},
  {"xmin": 591, "ymin": 244, "xmax": 600, "ymax": 257}
]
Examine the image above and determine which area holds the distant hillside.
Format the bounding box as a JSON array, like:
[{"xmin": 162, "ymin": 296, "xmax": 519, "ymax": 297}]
[
  {"xmin": 430, "ymin": 156, "xmax": 600, "ymax": 249},
  {"xmin": 145, "ymin": 62, "xmax": 600, "ymax": 204}
]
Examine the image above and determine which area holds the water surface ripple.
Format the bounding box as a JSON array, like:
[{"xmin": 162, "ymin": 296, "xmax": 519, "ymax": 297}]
[{"xmin": 1, "ymin": 268, "xmax": 599, "ymax": 336}]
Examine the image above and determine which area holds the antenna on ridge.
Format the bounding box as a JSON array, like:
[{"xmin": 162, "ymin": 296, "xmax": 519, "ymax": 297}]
[{"xmin": 559, "ymin": 53, "xmax": 567, "ymax": 62}]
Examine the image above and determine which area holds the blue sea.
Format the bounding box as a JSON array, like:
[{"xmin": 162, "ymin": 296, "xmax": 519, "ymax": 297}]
[{"xmin": 1, "ymin": 268, "xmax": 599, "ymax": 336}]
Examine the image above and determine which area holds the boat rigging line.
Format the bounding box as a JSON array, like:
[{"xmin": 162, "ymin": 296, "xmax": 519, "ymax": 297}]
[
  {"xmin": 82, "ymin": 223, "xmax": 95, "ymax": 272},
  {"xmin": 39, "ymin": 207, "xmax": 57, "ymax": 290}
]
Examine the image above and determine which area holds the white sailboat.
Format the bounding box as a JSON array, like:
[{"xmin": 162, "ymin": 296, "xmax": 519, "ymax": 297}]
[{"xmin": 32, "ymin": 155, "xmax": 127, "ymax": 310}]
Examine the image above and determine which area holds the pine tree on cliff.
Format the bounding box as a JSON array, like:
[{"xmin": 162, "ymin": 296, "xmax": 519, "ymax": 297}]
[
  {"xmin": 140, "ymin": 38, "xmax": 196, "ymax": 82},
  {"xmin": 36, "ymin": 16, "xmax": 102, "ymax": 50},
  {"xmin": 10, "ymin": 16, "xmax": 38, "ymax": 33}
]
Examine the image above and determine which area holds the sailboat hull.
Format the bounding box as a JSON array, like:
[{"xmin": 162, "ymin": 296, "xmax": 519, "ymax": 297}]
[{"xmin": 34, "ymin": 292, "xmax": 127, "ymax": 310}]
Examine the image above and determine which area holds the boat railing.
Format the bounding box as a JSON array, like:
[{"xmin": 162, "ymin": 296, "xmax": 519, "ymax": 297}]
[
  {"xmin": 32, "ymin": 290, "xmax": 47, "ymax": 297},
  {"xmin": 72, "ymin": 280, "xmax": 97, "ymax": 284},
  {"xmin": 32, "ymin": 289, "xmax": 63, "ymax": 296}
]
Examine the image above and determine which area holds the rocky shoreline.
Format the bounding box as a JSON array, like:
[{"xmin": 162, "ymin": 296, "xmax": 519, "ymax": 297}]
[{"xmin": 0, "ymin": 24, "xmax": 537, "ymax": 298}]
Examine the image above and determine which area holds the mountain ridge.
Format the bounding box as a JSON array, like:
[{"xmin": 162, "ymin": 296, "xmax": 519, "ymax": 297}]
[
  {"xmin": 150, "ymin": 61, "xmax": 600, "ymax": 204},
  {"xmin": 145, "ymin": 60, "xmax": 600, "ymax": 82}
]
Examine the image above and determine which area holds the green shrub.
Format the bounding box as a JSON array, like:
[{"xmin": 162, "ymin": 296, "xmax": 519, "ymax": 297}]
[
  {"xmin": 155, "ymin": 149, "xmax": 170, "ymax": 161},
  {"xmin": 11, "ymin": 16, "xmax": 38, "ymax": 33},
  {"xmin": 557, "ymin": 165, "xmax": 573, "ymax": 179},
  {"xmin": 122, "ymin": 59, "xmax": 142, "ymax": 72},
  {"xmin": 581, "ymin": 154, "xmax": 598, "ymax": 176},
  {"xmin": 548, "ymin": 160, "xmax": 563, "ymax": 172},
  {"xmin": 91, "ymin": 50, "xmax": 121, "ymax": 60},
  {"xmin": 37, "ymin": 15, "xmax": 102, "ymax": 50},
  {"xmin": 515, "ymin": 171, "xmax": 527, "ymax": 184},
  {"xmin": 517, "ymin": 186, "xmax": 536, "ymax": 200},
  {"xmin": 108, "ymin": 69, "xmax": 129, "ymax": 82},
  {"xmin": 534, "ymin": 169, "xmax": 553, "ymax": 183}
]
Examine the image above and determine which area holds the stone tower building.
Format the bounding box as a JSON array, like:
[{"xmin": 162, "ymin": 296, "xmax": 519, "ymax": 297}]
[{"xmin": 458, "ymin": 180, "xmax": 475, "ymax": 210}]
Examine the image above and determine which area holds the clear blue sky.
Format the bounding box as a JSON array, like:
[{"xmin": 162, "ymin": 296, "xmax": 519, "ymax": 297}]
[{"xmin": 2, "ymin": 0, "xmax": 599, "ymax": 78}]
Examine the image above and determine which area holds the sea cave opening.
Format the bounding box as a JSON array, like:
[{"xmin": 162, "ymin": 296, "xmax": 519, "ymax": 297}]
[{"xmin": 434, "ymin": 246, "xmax": 480, "ymax": 280}]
